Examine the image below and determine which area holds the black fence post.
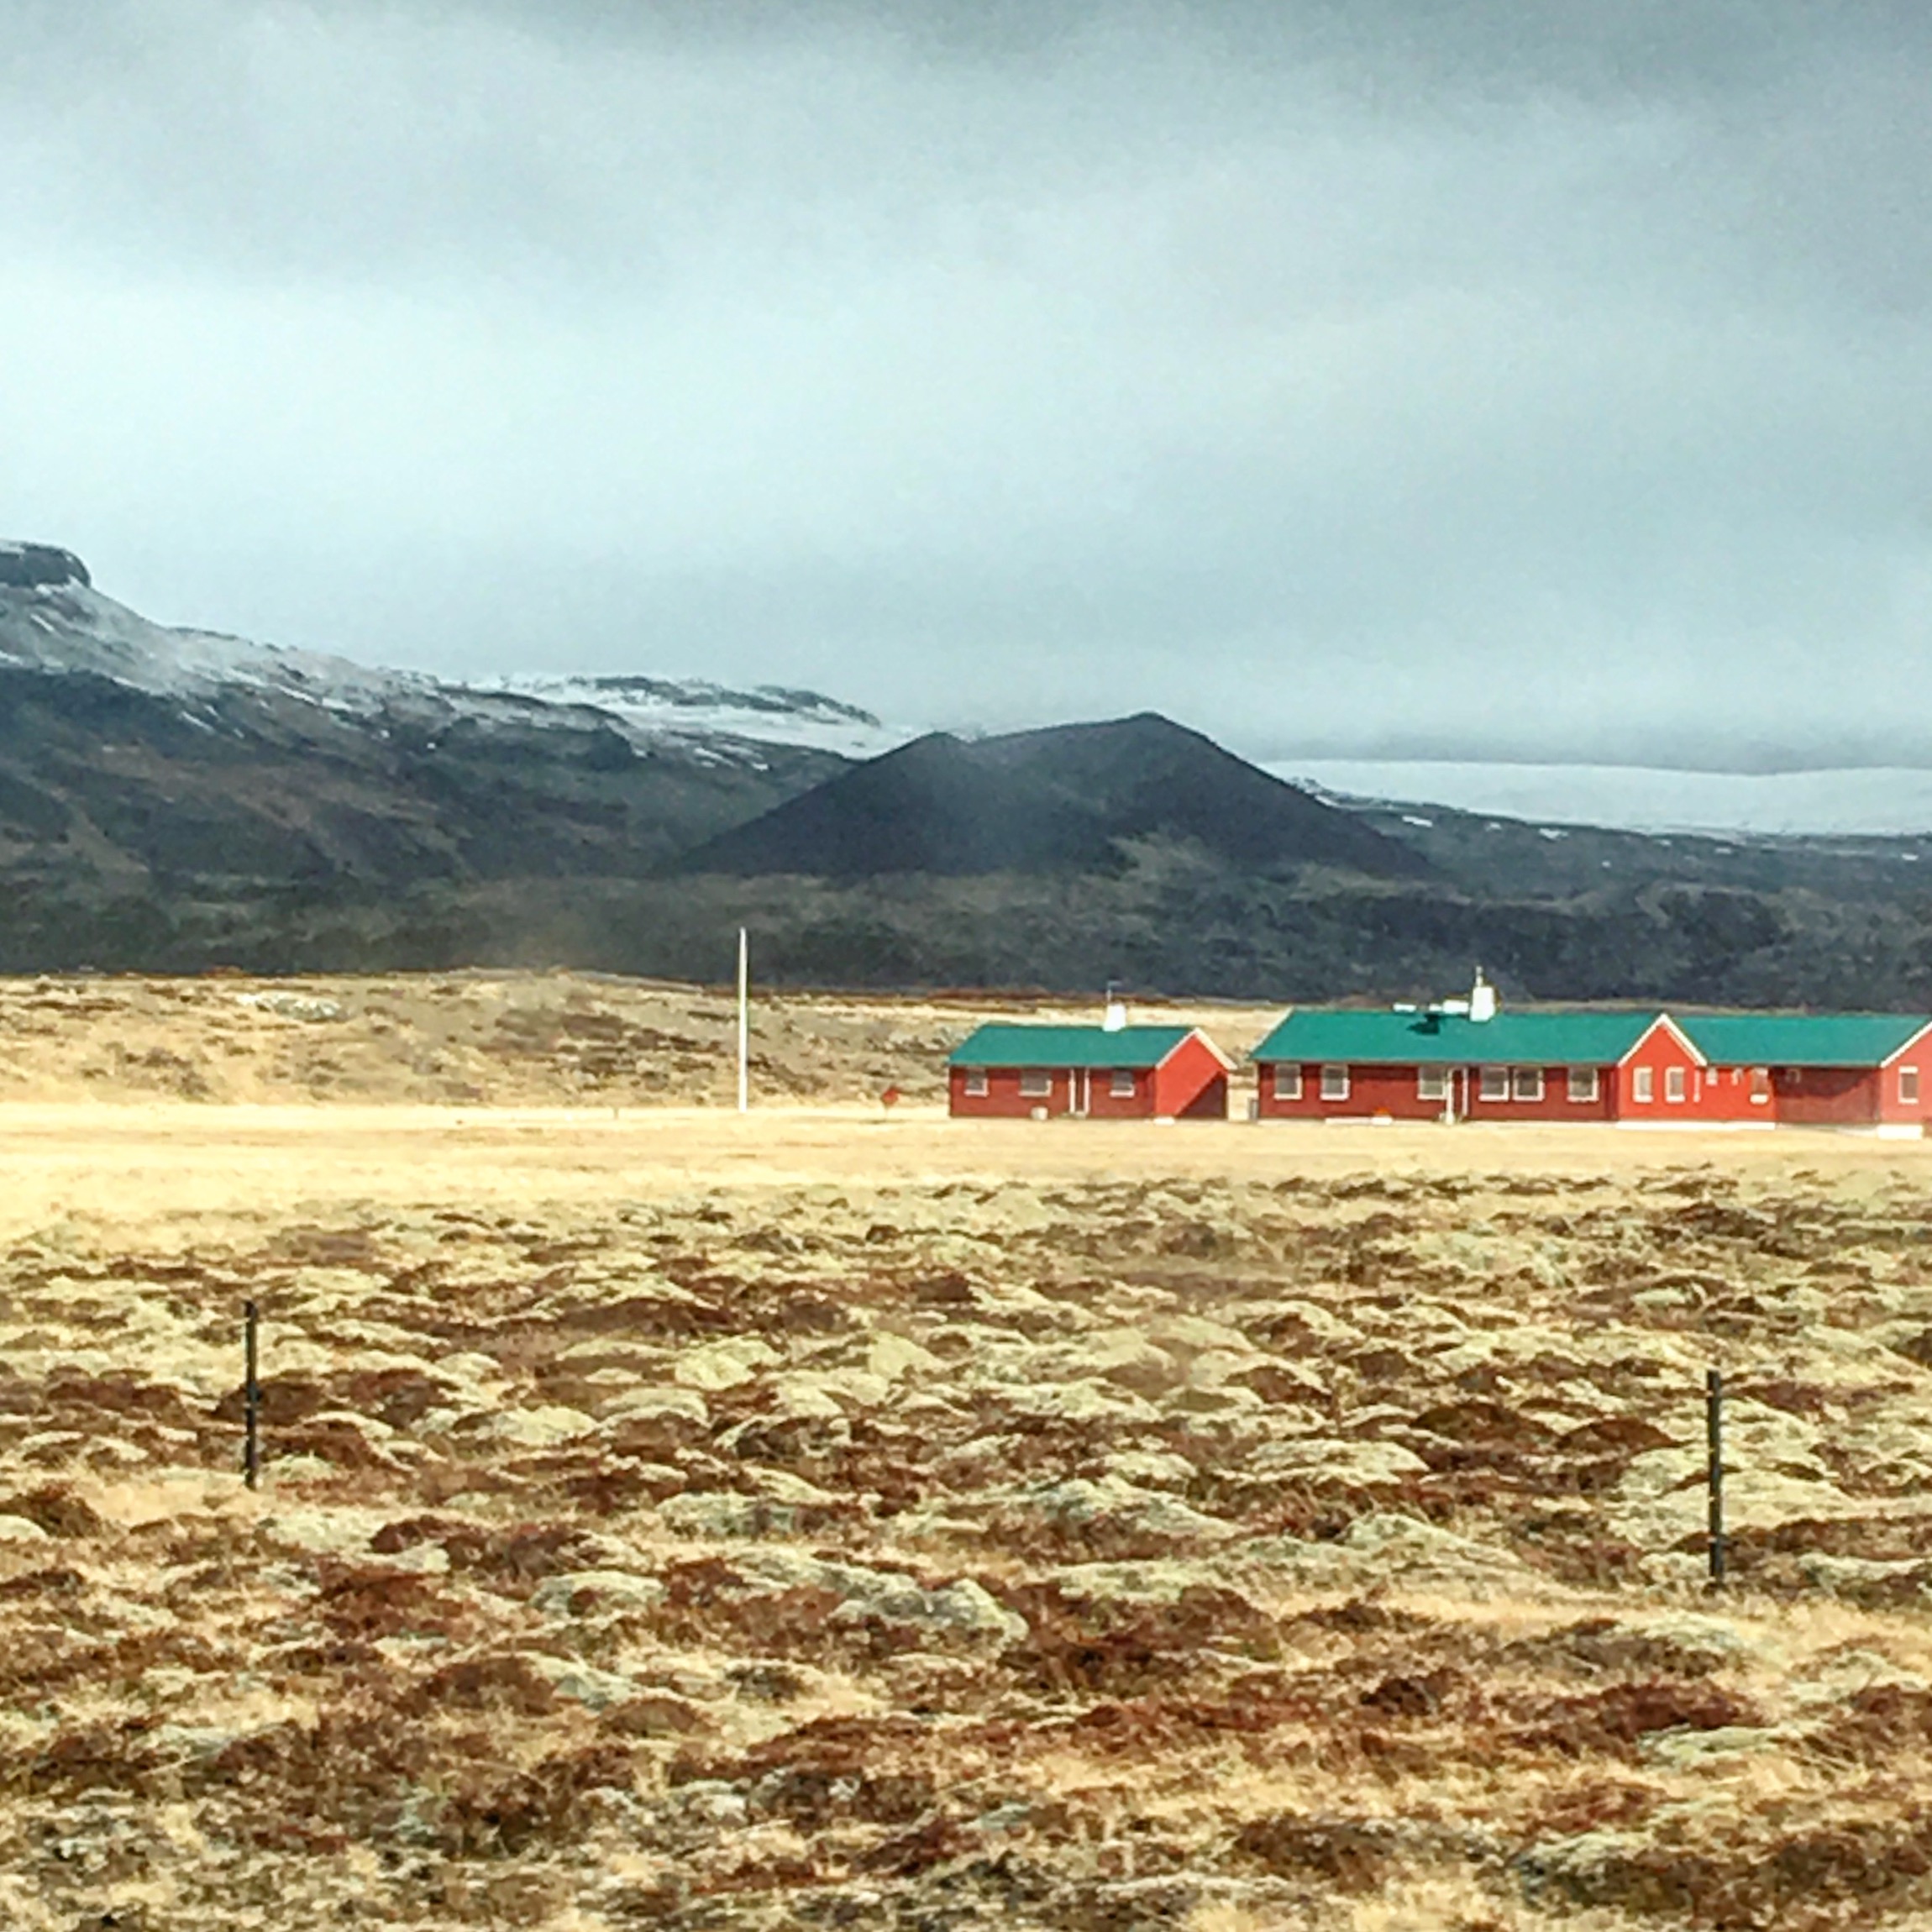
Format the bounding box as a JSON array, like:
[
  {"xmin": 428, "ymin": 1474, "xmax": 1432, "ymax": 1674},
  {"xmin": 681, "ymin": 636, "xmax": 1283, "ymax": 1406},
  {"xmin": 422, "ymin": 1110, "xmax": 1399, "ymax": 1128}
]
[
  {"xmin": 244, "ymin": 1299, "xmax": 260, "ymax": 1491},
  {"xmin": 1705, "ymin": 1367, "xmax": 1724, "ymax": 1587}
]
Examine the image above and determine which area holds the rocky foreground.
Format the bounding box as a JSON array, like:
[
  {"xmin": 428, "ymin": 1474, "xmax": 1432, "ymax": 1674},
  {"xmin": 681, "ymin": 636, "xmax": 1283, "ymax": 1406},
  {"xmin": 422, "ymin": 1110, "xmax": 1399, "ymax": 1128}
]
[{"xmin": 4, "ymin": 1164, "xmax": 1932, "ymax": 1927}]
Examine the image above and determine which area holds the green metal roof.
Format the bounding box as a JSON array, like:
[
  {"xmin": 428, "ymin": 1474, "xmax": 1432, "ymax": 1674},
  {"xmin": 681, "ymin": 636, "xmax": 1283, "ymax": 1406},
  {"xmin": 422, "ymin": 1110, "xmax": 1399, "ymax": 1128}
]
[
  {"xmin": 1251, "ymin": 1008, "xmax": 1667, "ymax": 1068},
  {"xmin": 1679, "ymin": 1013, "xmax": 1931, "ymax": 1068},
  {"xmin": 948, "ymin": 1023, "xmax": 1196, "ymax": 1069}
]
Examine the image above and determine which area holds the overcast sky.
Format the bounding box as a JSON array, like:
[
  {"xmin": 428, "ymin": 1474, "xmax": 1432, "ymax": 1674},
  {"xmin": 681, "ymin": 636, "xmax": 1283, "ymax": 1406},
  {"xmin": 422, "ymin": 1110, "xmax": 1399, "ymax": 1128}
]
[{"xmin": 3, "ymin": 1, "xmax": 1929, "ymax": 768}]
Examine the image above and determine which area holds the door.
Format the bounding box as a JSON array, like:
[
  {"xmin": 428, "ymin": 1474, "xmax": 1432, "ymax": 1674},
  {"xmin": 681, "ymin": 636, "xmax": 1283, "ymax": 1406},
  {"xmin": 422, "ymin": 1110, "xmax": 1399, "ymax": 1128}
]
[{"xmin": 1071, "ymin": 1068, "xmax": 1089, "ymax": 1117}]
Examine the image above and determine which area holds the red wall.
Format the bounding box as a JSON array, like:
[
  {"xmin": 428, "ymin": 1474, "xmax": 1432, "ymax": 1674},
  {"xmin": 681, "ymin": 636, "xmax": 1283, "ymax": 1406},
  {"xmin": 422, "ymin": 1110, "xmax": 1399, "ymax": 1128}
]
[
  {"xmin": 1649, "ymin": 1028, "xmax": 1932, "ymax": 1129},
  {"xmin": 1880, "ymin": 1037, "xmax": 1932, "ymax": 1124},
  {"xmin": 950, "ymin": 1066, "xmax": 1068, "ymax": 1117},
  {"xmin": 1679, "ymin": 1063, "xmax": 1778, "ymax": 1123},
  {"xmin": 1466, "ymin": 1067, "xmax": 1614, "ymax": 1123},
  {"xmin": 1611, "ymin": 1024, "xmax": 1738, "ymax": 1123},
  {"xmin": 1257, "ymin": 1063, "xmax": 1442, "ymax": 1121},
  {"xmin": 1257, "ymin": 1061, "xmax": 1616, "ymax": 1121},
  {"xmin": 1087, "ymin": 1066, "xmax": 1156, "ymax": 1119},
  {"xmin": 1769, "ymin": 1066, "xmax": 1881, "ymax": 1127},
  {"xmin": 948, "ymin": 1036, "xmax": 1228, "ymax": 1119},
  {"xmin": 1153, "ymin": 1033, "xmax": 1232, "ymax": 1120}
]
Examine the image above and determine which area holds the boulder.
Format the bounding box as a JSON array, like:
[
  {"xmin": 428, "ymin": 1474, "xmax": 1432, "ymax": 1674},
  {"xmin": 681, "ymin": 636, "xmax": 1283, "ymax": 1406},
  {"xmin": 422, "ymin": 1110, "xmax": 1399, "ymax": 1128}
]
[
  {"xmin": 674, "ymin": 1338, "xmax": 781, "ymax": 1392},
  {"xmin": 481, "ymin": 1404, "xmax": 599, "ymax": 1448},
  {"xmin": 1001, "ymin": 1379, "xmax": 1162, "ymax": 1425},
  {"xmin": 532, "ymin": 1569, "xmax": 667, "ymax": 1619},
  {"xmin": 1011, "ymin": 1477, "xmax": 1235, "ymax": 1549},
  {"xmin": 732, "ymin": 1549, "xmax": 1026, "ymax": 1645},
  {"xmin": 600, "ymin": 1386, "xmax": 710, "ymax": 1428},
  {"xmin": 1247, "ymin": 1438, "xmax": 1430, "ymax": 1488}
]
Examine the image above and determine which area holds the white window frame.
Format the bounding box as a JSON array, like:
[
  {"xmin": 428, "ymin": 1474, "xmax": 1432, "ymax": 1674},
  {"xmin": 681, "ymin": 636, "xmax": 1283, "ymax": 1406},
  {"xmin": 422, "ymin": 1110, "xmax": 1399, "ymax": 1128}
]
[
  {"xmin": 1416, "ymin": 1067, "xmax": 1449, "ymax": 1102},
  {"xmin": 1272, "ymin": 1064, "xmax": 1303, "ymax": 1101},
  {"xmin": 1902, "ymin": 1065, "xmax": 1920, "ymax": 1105},
  {"xmin": 963, "ymin": 1068, "xmax": 989, "ymax": 1097},
  {"xmin": 1632, "ymin": 1065, "xmax": 1655, "ymax": 1103},
  {"xmin": 1749, "ymin": 1066, "xmax": 1771, "ymax": 1103},
  {"xmin": 1567, "ymin": 1066, "xmax": 1599, "ymax": 1103},
  {"xmin": 1018, "ymin": 1069, "xmax": 1052, "ymax": 1099},
  {"xmin": 1320, "ymin": 1064, "xmax": 1351, "ymax": 1101},
  {"xmin": 1478, "ymin": 1065, "xmax": 1509, "ymax": 1103},
  {"xmin": 1665, "ymin": 1065, "xmax": 1687, "ymax": 1103},
  {"xmin": 1512, "ymin": 1068, "xmax": 1545, "ymax": 1103},
  {"xmin": 1110, "ymin": 1068, "xmax": 1136, "ymax": 1098}
]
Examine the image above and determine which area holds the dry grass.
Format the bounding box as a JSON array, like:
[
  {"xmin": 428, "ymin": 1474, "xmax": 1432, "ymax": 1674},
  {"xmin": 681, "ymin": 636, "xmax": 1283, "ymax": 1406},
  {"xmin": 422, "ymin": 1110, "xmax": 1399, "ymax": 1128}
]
[
  {"xmin": 3, "ymin": 976, "xmax": 1932, "ymax": 1926},
  {"xmin": 0, "ymin": 969, "xmax": 1281, "ymax": 1109}
]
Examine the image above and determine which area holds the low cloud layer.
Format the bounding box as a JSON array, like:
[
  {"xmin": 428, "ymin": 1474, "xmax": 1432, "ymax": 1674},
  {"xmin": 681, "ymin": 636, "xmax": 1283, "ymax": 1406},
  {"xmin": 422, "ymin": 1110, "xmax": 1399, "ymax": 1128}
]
[{"xmin": 3, "ymin": 1, "xmax": 1929, "ymax": 766}]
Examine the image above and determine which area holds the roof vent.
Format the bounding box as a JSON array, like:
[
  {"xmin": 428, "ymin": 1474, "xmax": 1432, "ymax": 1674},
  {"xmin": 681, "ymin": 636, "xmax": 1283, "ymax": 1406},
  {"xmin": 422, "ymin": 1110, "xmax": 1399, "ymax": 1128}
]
[
  {"xmin": 1469, "ymin": 967, "xmax": 1498, "ymax": 1024},
  {"xmin": 1102, "ymin": 999, "xmax": 1127, "ymax": 1032}
]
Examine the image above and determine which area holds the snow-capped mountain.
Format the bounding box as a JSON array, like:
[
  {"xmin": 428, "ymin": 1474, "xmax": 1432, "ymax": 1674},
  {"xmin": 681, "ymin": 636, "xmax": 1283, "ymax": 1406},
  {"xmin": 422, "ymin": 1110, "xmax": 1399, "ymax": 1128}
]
[
  {"xmin": 1279, "ymin": 759, "xmax": 1932, "ymax": 840},
  {"xmin": 1, "ymin": 549, "xmax": 421, "ymax": 715},
  {"xmin": 486, "ymin": 674, "xmax": 903, "ymax": 760},
  {"xmin": 0, "ymin": 542, "xmax": 858, "ymax": 904},
  {"xmin": 0, "ymin": 539, "xmax": 895, "ymax": 766}
]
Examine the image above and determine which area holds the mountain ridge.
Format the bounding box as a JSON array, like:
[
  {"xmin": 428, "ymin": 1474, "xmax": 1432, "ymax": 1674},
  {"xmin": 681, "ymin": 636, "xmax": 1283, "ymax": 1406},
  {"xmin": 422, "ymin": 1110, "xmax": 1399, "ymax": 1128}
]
[
  {"xmin": 0, "ymin": 547, "xmax": 853, "ymax": 901},
  {"xmin": 0, "ymin": 551, "xmax": 873, "ymax": 764},
  {"xmin": 6, "ymin": 543, "xmax": 1932, "ymax": 1005},
  {"xmin": 678, "ymin": 713, "xmax": 1432, "ymax": 880}
]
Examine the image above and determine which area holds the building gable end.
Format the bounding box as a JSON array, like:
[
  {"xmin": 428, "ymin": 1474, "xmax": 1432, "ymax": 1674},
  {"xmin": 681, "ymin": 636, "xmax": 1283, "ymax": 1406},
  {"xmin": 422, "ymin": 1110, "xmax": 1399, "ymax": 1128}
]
[
  {"xmin": 1620, "ymin": 1015, "xmax": 1707, "ymax": 1068},
  {"xmin": 1880, "ymin": 1020, "xmax": 1932, "ymax": 1068}
]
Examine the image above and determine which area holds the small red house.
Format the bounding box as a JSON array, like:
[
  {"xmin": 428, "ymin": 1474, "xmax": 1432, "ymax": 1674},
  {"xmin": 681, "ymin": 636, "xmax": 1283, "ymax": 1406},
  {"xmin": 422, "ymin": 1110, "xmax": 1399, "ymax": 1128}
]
[
  {"xmin": 948, "ymin": 1022, "xmax": 1232, "ymax": 1120},
  {"xmin": 1680, "ymin": 1015, "xmax": 1932, "ymax": 1133},
  {"xmin": 1251, "ymin": 1004, "xmax": 1709, "ymax": 1125}
]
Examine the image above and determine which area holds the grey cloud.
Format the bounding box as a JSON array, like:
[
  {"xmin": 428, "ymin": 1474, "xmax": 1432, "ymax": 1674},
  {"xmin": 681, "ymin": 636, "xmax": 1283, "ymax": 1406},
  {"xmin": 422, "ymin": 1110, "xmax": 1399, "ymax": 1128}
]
[{"xmin": 1, "ymin": 2, "xmax": 1929, "ymax": 766}]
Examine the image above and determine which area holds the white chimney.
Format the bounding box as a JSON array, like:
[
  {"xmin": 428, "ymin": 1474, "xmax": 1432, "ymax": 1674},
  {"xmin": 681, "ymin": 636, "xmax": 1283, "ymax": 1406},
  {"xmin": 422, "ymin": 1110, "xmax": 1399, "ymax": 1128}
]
[
  {"xmin": 1103, "ymin": 998, "xmax": 1127, "ymax": 1032},
  {"xmin": 1469, "ymin": 967, "xmax": 1498, "ymax": 1024}
]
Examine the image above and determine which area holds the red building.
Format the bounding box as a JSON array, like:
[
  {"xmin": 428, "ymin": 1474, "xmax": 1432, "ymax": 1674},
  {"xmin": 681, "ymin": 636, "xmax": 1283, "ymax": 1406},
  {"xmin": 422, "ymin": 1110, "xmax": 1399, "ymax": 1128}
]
[
  {"xmin": 948, "ymin": 1022, "xmax": 1232, "ymax": 1120},
  {"xmin": 1252, "ymin": 1002, "xmax": 1705, "ymax": 1125},
  {"xmin": 1681, "ymin": 1015, "xmax": 1932, "ymax": 1133}
]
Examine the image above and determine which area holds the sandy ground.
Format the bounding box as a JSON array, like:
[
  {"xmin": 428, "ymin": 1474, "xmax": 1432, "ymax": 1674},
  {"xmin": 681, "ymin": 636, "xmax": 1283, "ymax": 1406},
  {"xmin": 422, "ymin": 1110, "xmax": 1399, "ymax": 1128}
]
[
  {"xmin": 4, "ymin": 982, "xmax": 1932, "ymax": 1928},
  {"xmin": 2, "ymin": 1100, "xmax": 1925, "ymax": 1240}
]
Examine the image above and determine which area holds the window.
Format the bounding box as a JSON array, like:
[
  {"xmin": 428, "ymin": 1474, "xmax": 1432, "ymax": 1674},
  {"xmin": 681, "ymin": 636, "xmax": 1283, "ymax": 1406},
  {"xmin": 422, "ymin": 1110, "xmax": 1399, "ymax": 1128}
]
[
  {"xmin": 1272, "ymin": 1064, "xmax": 1303, "ymax": 1100},
  {"xmin": 1019, "ymin": 1070, "xmax": 1052, "ymax": 1098},
  {"xmin": 1110, "ymin": 1069, "xmax": 1136, "ymax": 1098},
  {"xmin": 1902, "ymin": 1066, "xmax": 1921, "ymax": 1105},
  {"xmin": 1417, "ymin": 1067, "xmax": 1449, "ymax": 1102},
  {"xmin": 1478, "ymin": 1065, "xmax": 1509, "ymax": 1102},
  {"xmin": 963, "ymin": 1069, "xmax": 989, "ymax": 1097},
  {"xmin": 1320, "ymin": 1064, "xmax": 1351, "ymax": 1101},
  {"xmin": 1567, "ymin": 1066, "xmax": 1599, "ymax": 1103},
  {"xmin": 1632, "ymin": 1065, "xmax": 1655, "ymax": 1103},
  {"xmin": 1665, "ymin": 1066, "xmax": 1687, "ymax": 1103},
  {"xmin": 1749, "ymin": 1067, "xmax": 1771, "ymax": 1103},
  {"xmin": 1513, "ymin": 1068, "xmax": 1545, "ymax": 1103}
]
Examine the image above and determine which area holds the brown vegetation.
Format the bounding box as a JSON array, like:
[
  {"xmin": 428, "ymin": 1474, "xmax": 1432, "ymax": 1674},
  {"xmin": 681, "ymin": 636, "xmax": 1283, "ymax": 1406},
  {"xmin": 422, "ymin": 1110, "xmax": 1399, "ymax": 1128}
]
[{"xmin": 1, "ymin": 984, "xmax": 1931, "ymax": 1925}]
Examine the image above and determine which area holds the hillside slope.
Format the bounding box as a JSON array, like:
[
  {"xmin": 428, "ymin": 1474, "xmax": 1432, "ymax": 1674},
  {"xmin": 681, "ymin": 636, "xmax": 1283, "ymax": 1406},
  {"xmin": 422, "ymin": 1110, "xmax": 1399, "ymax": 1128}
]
[
  {"xmin": 0, "ymin": 548, "xmax": 851, "ymax": 905},
  {"xmin": 8, "ymin": 543, "xmax": 1932, "ymax": 1005},
  {"xmin": 679, "ymin": 713, "xmax": 1431, "ymax": 880}
]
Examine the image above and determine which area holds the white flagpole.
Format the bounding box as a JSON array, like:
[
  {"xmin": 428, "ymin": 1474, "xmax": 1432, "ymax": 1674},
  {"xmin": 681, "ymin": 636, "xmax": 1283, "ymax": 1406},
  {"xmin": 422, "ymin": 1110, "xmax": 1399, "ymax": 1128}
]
[{"xmin": 736, "ymin": 927, "xmax": 749, "ymax": 1114}]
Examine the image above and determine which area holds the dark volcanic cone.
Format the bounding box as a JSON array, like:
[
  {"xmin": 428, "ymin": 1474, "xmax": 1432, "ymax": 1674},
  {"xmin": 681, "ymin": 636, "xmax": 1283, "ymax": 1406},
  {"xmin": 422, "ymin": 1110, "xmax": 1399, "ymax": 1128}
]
[{"xmin": 677, "ymin": 711, "xmax": 1432, "ymax": 880}]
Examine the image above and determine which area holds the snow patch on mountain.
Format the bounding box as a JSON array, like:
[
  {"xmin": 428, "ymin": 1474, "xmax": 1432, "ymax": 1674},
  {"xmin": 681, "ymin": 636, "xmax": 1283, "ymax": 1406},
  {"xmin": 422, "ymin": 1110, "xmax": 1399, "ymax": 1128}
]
[
  {"xmin": 0, "ymin": 563, "xmax": 900, "ymax": 764},
  {"xmin": 486, "ymin": 674, "xmax": 906, "ymax": 759},
  {"xmin": 0, "ymin": 578, "xmax": 428, "ymax": 712},
  {"xmin": 1281, "ymin": 759, "xmax": 1932, "ymax": 839}
]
